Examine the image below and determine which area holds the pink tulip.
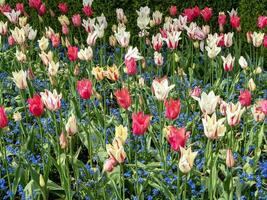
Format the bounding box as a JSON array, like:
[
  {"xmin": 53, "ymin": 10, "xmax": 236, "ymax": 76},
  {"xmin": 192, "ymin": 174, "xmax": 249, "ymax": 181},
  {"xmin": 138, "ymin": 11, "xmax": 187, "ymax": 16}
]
[
  {"xmin": 169, "ymin": 6, "xmax": 177, "ymax": 16},
  {"xmin": 72, "ymin": 14, "xmax": 81, "ymax": 27},
  {"xmin": 257, "ymin": 16, "xmax": 267, "ymax": 29}
]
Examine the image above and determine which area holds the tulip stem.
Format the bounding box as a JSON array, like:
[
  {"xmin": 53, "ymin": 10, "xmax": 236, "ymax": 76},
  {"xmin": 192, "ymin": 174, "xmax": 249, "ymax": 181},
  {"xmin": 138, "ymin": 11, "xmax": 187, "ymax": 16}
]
[
  {"xmin": 177, "ymin": 154, "xmax": 180, "ymax": 197},
  {"xmin": 121, "ymin": 164, "xmax": 125, "ymax": 200}
]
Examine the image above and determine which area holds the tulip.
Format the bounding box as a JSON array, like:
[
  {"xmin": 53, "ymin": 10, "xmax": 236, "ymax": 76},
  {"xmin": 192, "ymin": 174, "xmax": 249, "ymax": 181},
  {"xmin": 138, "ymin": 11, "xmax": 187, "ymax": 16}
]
[
  {"xmin": 77, "ymin": 79, "xmax": 93, "ymax": 99},
  {"xmin": 183, "ymin": 8, "xmax": 195, "ymax": 22},
  {"xmin": 51, "ymin": 34, "xmax": 60, "ymax": 47},
  {"xmin": 40, "ymin": 89, "xmax": 62, "ymax": 111},
  {"xmin": 238, "ymin": 56, "xmax": 248, "ymax": 69},
  {"xmin": 251, "ymin": 103, "xmax": 265, "ymax": 122},
  {"xmin": 224, "ymin": 32, "xmax": 234, "ymax": 47},
  {"xmin": 205, "ymin": 45, "xmax": 221, "ymax": 59},
  {"xmin": 179, "ymin": 147, "xmax": 198, "ymax": 173},
  {"xmin": 0, "ymin": 106, "xmax": 8, "ymax": 128},
  {"xmin": 116, "ymin": 8, "xmax": 125, "ymax": 22},
  {"xmin": 192, "ymin": 91, "xmax": 219, "ymax": 115},
  {"xmin": 67, "ymin": 46, "xmax": 78, "ymax": 62},
  {"xmin": 164, "ymin": 126, "xmax": 188, "ymax": 151},
  {"xmin": 0, "ymin": 21, "xmax": 7, "ymax": 35},
  {"xmin": 15, "ymin": 49, "xmax": 26, "ymax": 62},
  {"xmin": 4, "ymin": 9, "xmax": 21, "ymax": 24},
  {"xmin": 152, "ymin": 77, "xmax": 175, "ymax": 101},
  {"xmin": 230, "ymin": 15, "xmax": 240, "ymax": 30},
  {"xmin": 248, "ymin": 78, "xmax": 256, "ymax": 91},
  {"xmin": 59, "ymin": 132, "xmax": 68, "ymax": 149},
  {"xmin": 29, "ymin": 0, "xmax": 41, "ymax": 10},
  {"xmin": 176, "ymin": 15, "xmax": 187, "ymax": 31},
  {"xmin": 259, "ymin": 100, "xmax": 267, "ymax": 115},
  {"xmin": 169, "ymin": 6, "xmax": 177, "ymax": 16},
  {"xmin": 58, "ymin": 15, "xmax": 70, "ymax": 26},
  {"xmin": 193, "ymin": 6, "xmax": 200, "ymax": 18},
  {"xmin": 86, "ymin": 31, "xmax": 98, "ymax": 46},
  {"xmin": 82, "ymin": 5, "xmax": 93, "ymax": 17},
  {"xmin": 65, "ymin": 113, "xmax": 77, "ymax": 136},
  {"xmin": 39, "ymin": 51, "xmax": 53, "ymax": 66},
  {"xmin": 78, "ymin": 46, "xmax": 93, "ymax": 61},
  {"xmin": 114, "ymin": 88, "xmax": 131, "ymax": 110},
  {"xmin": 104, "ymin": 65, "xmax": 120, "ymax": 81},
  {"xmin": 152, "ymin": 10, "xmax": 162, "ymax": 25},
  {"xmin": 252, "ymin": 32, "xmax": 264, "ymax": 47},
  {"xmin": 38, "ymin": 36, "xmax": 49, "ymax": 51},
  {"xmin": 27, "ymin": 94, "xmax": 44, "ymax": 117},
  {"xmin": 72, "ymin": 14, "xmax": 81, "ymax": 27},
  {"xmin": 115, "ymin": 125, "xmax": 128, "ymax": 144},
  {"xmin": 164, "ymin": 98, "xmax": 181, "ymax": 120},
  {"xmin": 91, "ymin": 66, "xmax": 104, "ymax": 81},
  {"xmin": 164, "ymin": 31, "xmax": 182, "ymax": 50},
  {"xmin": 152, "ymin": 33, "xmax": 163, "ymax": 51},
  {"xmin": 226, "ymin": 102, "xmax": 245, "ymax": 126},
  {"xmin": 239, "ymin": 90, "xmax": 251, "ymax": 107},
  {"xmin": 58, "ymin": 3, "xmax": 68, "ymax": 14},
  {"xmin": 109, "ymin": 35, "xmax": 117, "ymax": 47},
  {"xmin": 19, "ymin": 17, "xmax": 27, "ymax": 28},
  {"xmin": 154, "ymin": 52, "xmax": 163, "ymax": 66},
  {"xmin": 115, "ymin": 27, "xmax": 130, "ymax": 48},
  {"xmin": 48, "ymin": 61, "xmax": 59, "ymax": 77},
  {"xmin": 226, "ymin": 149, "xmax": 235, "ymax": 168},
  {"xmin": 13, "ymin": 111, "xmax": 22, "ymax": 122},
  {"xmin": 132, "ymin": 111, "xmax": 150, "ymax": 135},
  {"xmin": 202, "ymin": 113, "xmax": 226, "ymax": 139},
  {"xmin": 106, "ymin": 138, "xmax": 126, "ymax": 164},
  {"xmin": 218, "ymin": 12, "xmax": 226, "ymax": 32},
  {"xmin": 189, "ymin": 86, "xmax": 201, "ymax": 98},
  {"xmin": 103, "ymin": 157, "xmax": 117, "ymax": 172},
  {"xmin": 12, "ymin": 70, "xmax": 27, "ymax": 89},
  {"xmin": 11, "ymin": 27, "xmax": 25, "ymax": 44},
  {"xmin": 221, "ymin": 53, "xmax": 235, "ymax": 72},
  {"xmin": 28, "ymin": 28, "xmax": 37, "ymax": 40},
  {"xmin": 16, "ymin": 3, "xmax": 24, "ymax": 13},
  {"xmin": 201, "ymin": 7, "xmax": 212, "ymax": 22},
  {"xmin": 257, "ymin": 16, "xmax": 267, "ymax": 29},
  {"xmin": 124, "ymin": 46, "xmax": 143, "ymax": 75},
  {"xmin": 62, "ymin": 24, "xmax": 69, "ymax": 35},
  {"xmin": 219, "ymin": 100, "xmax": 228, "ymax": 116},
  {"xmin": 38, "ymin": 3, "xmax": 46, "ymax": 16},
  {"xmin": 246, "ymin": 31, "xmax": 253, "ymax": 43},
  {"xmin": 218, "ymin": 33, "xmax": 225, "ymax": 47},
  {"xmin": 8, "ymin": 35, "xmax": 15, "ymax": 46}
]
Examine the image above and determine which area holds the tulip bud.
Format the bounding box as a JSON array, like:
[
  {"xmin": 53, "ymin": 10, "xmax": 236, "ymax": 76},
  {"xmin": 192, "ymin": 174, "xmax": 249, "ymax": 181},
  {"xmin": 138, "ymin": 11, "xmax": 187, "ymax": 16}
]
[
  {"xmin": 13, "ymin": 112, "xmax": 22, "ymax": 122},
  {"xmin": 109, "ymin": 35, "xmax": 117, "ymax": 47},
  {"xmin": 59, "ymin": 132, "xmax": 68, "ymax": 149},
  {"xmin": 39, "ymin": 174, "xmax": 45, "ymax": 187},
  {"xmin": 254, "ymin": 67, "xmax": 262, "ymax": 74},
  {"xmin": 226, "ymin": 149, "xmax": 235, "ymax": 168},
  {"xmin": 248, "ymin": 78, "xmax": 256, "ymax": 91}
]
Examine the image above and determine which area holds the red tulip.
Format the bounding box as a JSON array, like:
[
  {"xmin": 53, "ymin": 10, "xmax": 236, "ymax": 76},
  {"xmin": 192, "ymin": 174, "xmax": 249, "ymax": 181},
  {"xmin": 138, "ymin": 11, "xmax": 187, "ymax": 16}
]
[
  {"xmin": 259, "ymin": 100, "xmax": 267, "ymax": 115},
  {"xmin": 218, "ymin": 33, "xmax": 225, "ymax": 46},
  {"xmin": 28, "ymin": 95, "xmax": 44, "ymax": 117},
  {"xmin": 263, "ymin": 36, "xmax": 267, "ymax": 48},
  {"xmin": 38, "ymin": 3, "xmax": 46, "ymax": 16},
  {"xmin": 183, "ymin": 8, "xmax": 195, "ymax": 22},
  {"xmin": 67, "ymin": 46, "xmax": 78, "ymax": 61},
  {"xmin": 51, "ymin": 34, "xmax": 60, "ymax": 48},
  {"xmin": 0, "ymin": 106, "xmax": 8, "ymax": 128},
  {"xmin": 77, "ymin": 79, "xmax": 93, "ymax": 99},
  {"xmin": 201, "ymin": 7, "xmax": 212, "ymax": 22},
  {"xmin": 132, "ymin": 111, "xmax": 150, "ymax": 135},
  {"xmin": 125, "ymin": 57, "xmax": 137, "ymax": 75},
  {"xmin": 16, "ymin": 3, "xmax": 24, "ymax": 13},
  {"xmin": 58, "ymin": 3, "xmax": 68, "ymax": 14},
  {"xmin": 165, "ymin": 126, "xmax": 188, "ymax": 151},
  {"xmin": 114, "ymin": 88, "xmax": 131, "ymax": 109},
  {"xmin": 239, "ymin": 90, "xmax": 251, "ymax": 107},
  {"xmin": 258, "ymin": 16, "xmax": 267, "ymax": 29},
  {"xmin": 72, "ymin": 14, "xmax": 81, "ymax": 27},
  {"xmin": 164, "ymin": 98, "xmax": 181, "ymax": 120},
  {"xmin": 193, "ymin": 6, "xmax": 200, "ymax": 18},
  {"xmin": 230, "ymin": 15, "xmax": 240, "ymax": 30},
  {"xmin": 83, "ymin": 5, "xmax": 93, "ymax": 17},
  {"xmin": 169, "ymin": 6, "xmax": 177, "ymax": 16},
  {"xmin": 218, "ymin": 12, "xmax": 227, "ymax": 26},
  {"xmin": 29, "ymin": 0, "xmax": 41, "ymax": 10},
  {"xmin": 0, "ymin": 4, "xmax": 11, "ymax": 13}
]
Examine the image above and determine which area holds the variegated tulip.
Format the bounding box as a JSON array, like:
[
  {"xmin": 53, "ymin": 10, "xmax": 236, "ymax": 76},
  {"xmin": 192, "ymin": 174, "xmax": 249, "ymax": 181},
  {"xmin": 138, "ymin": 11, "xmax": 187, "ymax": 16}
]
[
  {"xmin": 104, "ymin": 65, "xmax": 120, "ymax": 81},
  {"xmin": 86, "ymin": 31, "xmax": 98, "ymax": 46},
  {"xmin": 78, "ymin": 46, "xmax": 93, "ymax": 61},
  {"xmin": 114, "ymin": 27, "xmax": 130, "ymax": 48},
  {"xmin": 65, "ymin": 113, "xmax": 78, "ymax": 136},
  {"xmin": 106, "ymin": 138, "xmax": 126, "ymax": 164},
  {"xmin": 152, "ymin": 10, "xmax": 162, "ymax": 25},
  {"xmin": 0, "ymin": 21, "xmax": 8, "ymax": 35},
  {"xmin": 193, "ymin": 91, "xmax": 220, "ymax": 115},
  {"xmin": 115, "ymin": 125, "xmax": 128, "ymax": 144},
  {"xmin": 251, "ymin": 103, "xmax": 265, "ymax": 122},
  {"xmin": 92, "ymin": 66, "xmax": 105, "ymax": 81},
  {"xmin": 152, "ymin": 33, "xmax": 163, "ymax": 51},
  {"xmin": 224, "ymin": 32, "xmax": 234, "ymax": 47},
  {"xmin": 38, "ymin": 36, "xmax": 49, "ymax": 51},
  {"xmin": 252, "ymin": 32, "xmax": 264, "ymax": 47},
  {"xmin": 164, "ymin": 31, "xmax": 182, "ymax": 50},
  {"xmin": 178, "ymin": 147, "xmax": 198, "ymax": 173},
  {"xmin": 40, "ymin": 89, "xmax": 62, "ymax": 111},
  {"xmin": 202, "ymin": 113, "xmax": 226, "ymax": 139},
  {"xmin": 226, "ymin": 102, "xmax": 245, "ymax": 126},
  {"xmin": 4, "ymin": 9, "xmax": 20, "ymax": 24},
  {"xmin": 221, "ymin": 53, "xmax": 235, "ymax": 72},
  {"xmin": 48, "ymin": 61, "xmax": 59, "ymax": 77},
  {"xmin": 152, "ymin": 77, "xmax": 175, "ymax": 101},
  {"xmin": 12, "ymin": 70, "xmax": 28, "ymax": 89},
  {"xmin": 154, "ymin": 51, "xmax": 163, "ymax": 66},
  {"xmin": 39, "ymin": 51, "xmax": 53, "ymax": 66}
]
